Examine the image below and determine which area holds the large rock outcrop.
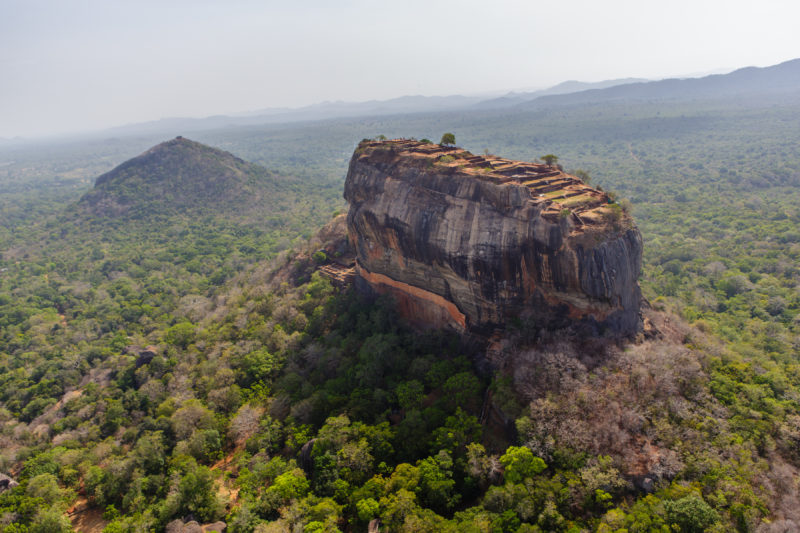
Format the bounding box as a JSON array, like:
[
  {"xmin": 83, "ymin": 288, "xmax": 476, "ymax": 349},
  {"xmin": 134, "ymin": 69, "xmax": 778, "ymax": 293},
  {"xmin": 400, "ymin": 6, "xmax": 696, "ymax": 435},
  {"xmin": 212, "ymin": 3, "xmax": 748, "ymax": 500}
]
[{"xmin": 344, "ymin": 139, "xmax": 643, "ymax": 336}]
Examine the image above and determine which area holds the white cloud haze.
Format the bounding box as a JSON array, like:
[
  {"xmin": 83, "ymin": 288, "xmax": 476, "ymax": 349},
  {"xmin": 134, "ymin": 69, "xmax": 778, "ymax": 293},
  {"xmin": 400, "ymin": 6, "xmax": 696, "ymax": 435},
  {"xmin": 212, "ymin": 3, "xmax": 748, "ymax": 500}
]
[{"xmin": 1, "ymin": 0, "xmax": 799, "ymax": 138}]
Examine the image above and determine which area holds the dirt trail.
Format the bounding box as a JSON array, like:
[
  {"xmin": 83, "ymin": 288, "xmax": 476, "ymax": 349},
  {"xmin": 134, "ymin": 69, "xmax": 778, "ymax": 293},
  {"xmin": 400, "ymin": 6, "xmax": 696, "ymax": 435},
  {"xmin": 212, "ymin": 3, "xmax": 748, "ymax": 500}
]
[
  {"xmin": 627, "ymin": 143, "xmax": 641, "ymax": 163},
  {"xmin": 211, "ymin": 450, "xmax": 241, "ymax": 508},
  {"xmin": 68, "ymin": 497, "xmax": 108, "ymax": 533}
]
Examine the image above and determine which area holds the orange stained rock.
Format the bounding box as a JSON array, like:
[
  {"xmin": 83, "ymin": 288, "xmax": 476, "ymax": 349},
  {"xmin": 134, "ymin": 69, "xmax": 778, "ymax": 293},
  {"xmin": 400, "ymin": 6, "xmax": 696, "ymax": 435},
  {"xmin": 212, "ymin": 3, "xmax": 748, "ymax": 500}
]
[{"xmin": 356, "ymin": 262, "xmax": 467, "ymax": 331}]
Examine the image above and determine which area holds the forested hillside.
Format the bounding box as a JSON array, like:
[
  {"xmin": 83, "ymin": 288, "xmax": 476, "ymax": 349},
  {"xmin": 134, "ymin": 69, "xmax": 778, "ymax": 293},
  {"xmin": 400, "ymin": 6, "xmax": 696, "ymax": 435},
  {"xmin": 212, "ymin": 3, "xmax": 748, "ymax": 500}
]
[{"xmin": 1, "ymin": 93, "xmax": 800, "ymax": 532}]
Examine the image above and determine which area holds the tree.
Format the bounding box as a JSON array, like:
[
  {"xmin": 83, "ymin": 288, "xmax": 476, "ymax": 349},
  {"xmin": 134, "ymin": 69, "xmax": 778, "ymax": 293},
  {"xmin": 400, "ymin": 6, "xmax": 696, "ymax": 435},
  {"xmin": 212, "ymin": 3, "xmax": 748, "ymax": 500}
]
[
  {"xmin": 337, "ymin": 439, "xmax": 374, "ymax": 484},
  {"xmin": 431, "ymin": 408, "xmax": 482, "ymax": 454},
  {"xmin": 357, "ymin": 497, "xmax": 380, "ymax": 523},
  {"xmin": 312, "ymin": 250, "xmax": 327, "ymax": 264},
  {"xmin": 235, "ymin": 347, "xmax": 282, "ymax": 387},
  {"xmin": 379, "ymin": 488, "xmax": 418, "ymax": 530},
  {"xmin": 396, "ymin": 380, "xmax": 424, "ymax": 411},
  {"xmin": 442, "ymin": 372, "xmax": 482, "ymax": 410},
  {"xmin": 187, "ymin": 429, "xmax": 222, "ymax": 463},
  {"xmin": 541, "ymin": 154, "xmax": 559, "ymax": 166},
  {"xmin": 574, "ymin": 169, "xmax": 591, "ymax": 184},
  {"xmin": 665, "ymin": 495, "xmax": 719, "ymax": 533},
  {"xmin": 499, "ymin": 446, "xmax": 546, "ymax": 484},
  {"xmin": 416, "ymin": 450, "xmax": 459, "ymax": 512},
  {"xmin": 29, "ymin": 507, "xmax": 72, "ymax": 533},
  {"xmin": 260, "ymin": 468, "xmax": 311, "ymax": 514},
  {"xmin": 132, "ymin": 432, "xmax": 167, "ymax": 475},
  {"xmin": 170, "ymin": 399, "xmax": 216, "ymax": 440},
  {"xmin": 26, "ymin": 474, "xmax": 70, "ymax": 506},
  {"xmin": 440, "ymin": 133, "xmax": 456, "ymax": 146},
  {"xmin": 173, "ymin": 463, "xmax": 222, "ymax": 522},
  {"xmin": 163, "ymin": 321, "xmax": 195, "ymax": 349}
]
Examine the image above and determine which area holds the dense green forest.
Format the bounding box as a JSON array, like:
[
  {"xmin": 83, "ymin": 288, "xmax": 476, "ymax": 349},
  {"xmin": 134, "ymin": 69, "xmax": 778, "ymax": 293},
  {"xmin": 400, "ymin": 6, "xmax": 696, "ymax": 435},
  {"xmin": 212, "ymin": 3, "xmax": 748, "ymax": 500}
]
[{"xmin": 1, "ymin": 95, "xmax": 800, "ymax": 532}]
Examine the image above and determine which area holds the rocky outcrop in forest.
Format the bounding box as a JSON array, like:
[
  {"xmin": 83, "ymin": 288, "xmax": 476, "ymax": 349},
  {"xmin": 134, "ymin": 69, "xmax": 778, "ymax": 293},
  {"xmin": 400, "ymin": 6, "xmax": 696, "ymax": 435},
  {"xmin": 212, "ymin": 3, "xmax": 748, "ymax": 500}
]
[{"xmin": 344, "ymin": 139, "xmax": 643, "ymax": 336}]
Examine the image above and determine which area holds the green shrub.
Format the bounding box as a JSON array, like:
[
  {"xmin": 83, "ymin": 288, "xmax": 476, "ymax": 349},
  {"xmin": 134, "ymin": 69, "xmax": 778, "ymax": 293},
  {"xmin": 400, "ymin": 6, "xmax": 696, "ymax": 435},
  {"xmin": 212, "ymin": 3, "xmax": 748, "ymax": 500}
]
[
  {"xmin": 499, "ymin": 446, "xmax": 546, "ymax": 484},
  {"xmin": 665, "ymin": 494, "xmax": 719, "ymax": 533}
]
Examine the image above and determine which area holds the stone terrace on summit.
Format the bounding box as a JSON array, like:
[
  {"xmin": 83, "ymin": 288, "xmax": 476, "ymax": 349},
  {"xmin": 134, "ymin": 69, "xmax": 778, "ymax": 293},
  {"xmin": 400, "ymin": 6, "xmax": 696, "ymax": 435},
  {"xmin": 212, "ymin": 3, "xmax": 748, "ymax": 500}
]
[{"xmin": 360, "ymin": 139, "xmax": 612, "ymax": 225}]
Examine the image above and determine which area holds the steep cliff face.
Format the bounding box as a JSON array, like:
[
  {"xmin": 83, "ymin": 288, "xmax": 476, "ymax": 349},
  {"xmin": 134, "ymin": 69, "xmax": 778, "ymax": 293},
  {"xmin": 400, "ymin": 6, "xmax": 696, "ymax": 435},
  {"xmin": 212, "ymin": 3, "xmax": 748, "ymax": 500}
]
[{"xmin": 344, "ymin": 140, "xmax": 643, "ymax": 336}]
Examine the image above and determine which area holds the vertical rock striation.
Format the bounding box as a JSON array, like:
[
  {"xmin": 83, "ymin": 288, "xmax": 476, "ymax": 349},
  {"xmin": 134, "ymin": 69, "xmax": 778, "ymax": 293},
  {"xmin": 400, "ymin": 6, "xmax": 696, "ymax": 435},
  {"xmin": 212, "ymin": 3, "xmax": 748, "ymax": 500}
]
[{"xmin": 344, "ymin": 140, "xmax": 643, "ymax": 336}]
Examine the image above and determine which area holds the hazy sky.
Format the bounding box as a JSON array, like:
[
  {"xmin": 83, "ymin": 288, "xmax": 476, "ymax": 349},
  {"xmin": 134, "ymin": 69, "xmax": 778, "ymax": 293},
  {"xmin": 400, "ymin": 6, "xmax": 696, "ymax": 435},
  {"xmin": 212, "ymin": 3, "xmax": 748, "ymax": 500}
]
[{"xmin": 2, "ymin": 0, "xmax": 799, "ymax": 138}]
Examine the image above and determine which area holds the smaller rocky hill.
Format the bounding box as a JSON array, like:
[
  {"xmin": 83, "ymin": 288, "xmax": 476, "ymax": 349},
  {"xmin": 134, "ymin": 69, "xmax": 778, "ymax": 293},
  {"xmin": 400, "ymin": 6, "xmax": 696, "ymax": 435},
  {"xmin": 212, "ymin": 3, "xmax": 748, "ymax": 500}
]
[{"xmin": 80, "ymin": 136, "xmax": 285, "ymax": 218}]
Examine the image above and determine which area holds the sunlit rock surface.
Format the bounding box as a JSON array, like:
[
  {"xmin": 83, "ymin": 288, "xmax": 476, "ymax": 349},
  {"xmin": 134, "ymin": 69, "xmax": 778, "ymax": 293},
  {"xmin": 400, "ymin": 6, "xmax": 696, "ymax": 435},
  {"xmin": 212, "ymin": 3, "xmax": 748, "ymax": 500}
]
[{"xmin": 344, "ymin": 139, "xmax": 643, "ymax": 336}]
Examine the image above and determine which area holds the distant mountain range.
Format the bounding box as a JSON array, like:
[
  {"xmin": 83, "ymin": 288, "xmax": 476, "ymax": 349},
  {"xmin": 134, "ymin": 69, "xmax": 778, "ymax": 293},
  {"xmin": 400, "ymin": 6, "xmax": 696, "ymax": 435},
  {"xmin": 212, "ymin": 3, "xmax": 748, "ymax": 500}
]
[
  {"xmin": 46, "ymin": 57, "xmax": 800, "ymax": 141},
  {"xmin": 98, "ymin": 79, "xmax": 656, "ymax": 138},
  {"xmin": 473, "ymin": 78, "xmax": 650, "ymax": 108},
  {"xmin": 520, "ymin": 58, "xmax": 800, "ymax": 108},
  {"xmin": 103, "ymin": 95, "xmax": 489, "ymax": 137}
]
